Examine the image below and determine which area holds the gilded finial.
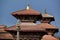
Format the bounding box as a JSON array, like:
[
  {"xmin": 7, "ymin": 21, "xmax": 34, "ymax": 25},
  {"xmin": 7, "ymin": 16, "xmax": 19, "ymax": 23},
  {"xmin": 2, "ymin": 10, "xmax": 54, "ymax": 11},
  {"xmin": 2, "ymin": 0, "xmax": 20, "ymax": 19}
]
[{"xmin": 26, "ymin": 4, "xmax": 30, "ymax": 10}]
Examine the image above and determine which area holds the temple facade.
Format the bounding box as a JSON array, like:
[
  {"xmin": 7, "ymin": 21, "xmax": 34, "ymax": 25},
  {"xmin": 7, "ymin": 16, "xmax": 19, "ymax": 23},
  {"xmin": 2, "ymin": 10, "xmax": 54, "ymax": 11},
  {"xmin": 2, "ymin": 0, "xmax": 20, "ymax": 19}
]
[{"xmin": 0, "ymin": 5, "xmax": 59, "ymax": 40}]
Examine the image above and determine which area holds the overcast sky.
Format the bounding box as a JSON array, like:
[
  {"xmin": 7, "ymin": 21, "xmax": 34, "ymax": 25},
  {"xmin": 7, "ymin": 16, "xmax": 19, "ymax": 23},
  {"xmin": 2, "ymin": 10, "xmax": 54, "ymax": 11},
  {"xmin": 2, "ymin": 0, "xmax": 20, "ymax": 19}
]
[{"xmin": 0, "ymin": 0, "xmax": 60, "ymax": 37}]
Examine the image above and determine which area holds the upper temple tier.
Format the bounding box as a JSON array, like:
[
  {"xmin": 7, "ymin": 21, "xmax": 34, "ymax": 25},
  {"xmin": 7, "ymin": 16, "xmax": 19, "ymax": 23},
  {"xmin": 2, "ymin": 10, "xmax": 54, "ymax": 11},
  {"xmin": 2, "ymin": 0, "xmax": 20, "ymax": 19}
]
[
  {"xmin": 41, "ymin": 9, "xmax": 55, "ymax": 23},
  {"xmin": 11, "ymin": 5, "xmax": 42, "ymax": 22}
]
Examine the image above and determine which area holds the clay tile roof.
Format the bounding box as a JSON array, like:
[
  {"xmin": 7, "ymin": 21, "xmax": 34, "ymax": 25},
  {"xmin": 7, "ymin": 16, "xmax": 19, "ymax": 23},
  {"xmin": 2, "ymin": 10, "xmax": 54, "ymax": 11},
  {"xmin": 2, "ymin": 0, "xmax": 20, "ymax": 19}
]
[
  {"xmin": 0, "ymin": 33, "xmax": 13, "ymax": 39},
  {"xmin": 12, "ymin": 9, "xmax": 40, "ymax": 15},
  {"xmin": 0, "ymin": 25, "xmax": 6, "ymax": 29},
  {"xmin": 0, "ymin": 29, "xmax": 6, "ymax": 32},
  {"xmin": 41, "ymin": 35, "xmax": 59, "ymax": 40},
  {"xmin": 6, "ymin": 23, "xmax": 58, "ymax": 32},
  {"xmin": 6, "ymin": 24, "xmax": 46, "ymax": 32},
  {"xmin": 0, "ymin": 25, "xmax": 7, "ymax": 32},
  {"xmin": 36, "ymin": 23, "xmax": 57, "ymax": 29},
  {"xmin": 12, "ymin": 5, "xmax": 40, "ymax": 15}
]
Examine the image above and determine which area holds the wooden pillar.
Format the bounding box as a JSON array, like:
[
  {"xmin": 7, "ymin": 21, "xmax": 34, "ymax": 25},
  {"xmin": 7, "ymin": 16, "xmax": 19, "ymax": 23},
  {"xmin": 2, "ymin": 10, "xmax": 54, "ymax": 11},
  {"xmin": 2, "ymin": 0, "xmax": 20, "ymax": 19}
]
[
  {"xmin": 16, "ymin": 19, "xmax": 21, "ymax": 40},
  {"xmin": 16, "ymin": 26, "xmax": 20, "ymax": 40}
]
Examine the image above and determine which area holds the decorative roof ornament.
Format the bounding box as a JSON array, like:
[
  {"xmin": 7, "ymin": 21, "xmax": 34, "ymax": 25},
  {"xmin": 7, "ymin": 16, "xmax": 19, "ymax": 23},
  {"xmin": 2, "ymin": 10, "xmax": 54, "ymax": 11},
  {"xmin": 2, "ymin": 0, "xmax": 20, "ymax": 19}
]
[
  {"xmin": 26, "ymin": 4, "xmax": 30, "ymax": 10},
  {"xmin": 42, "ymin": 9, "xmax": 54, "ymax": 18},
  {"xmin": 44, "ymin": 8, "xmax": 47, "ymax": 14}
]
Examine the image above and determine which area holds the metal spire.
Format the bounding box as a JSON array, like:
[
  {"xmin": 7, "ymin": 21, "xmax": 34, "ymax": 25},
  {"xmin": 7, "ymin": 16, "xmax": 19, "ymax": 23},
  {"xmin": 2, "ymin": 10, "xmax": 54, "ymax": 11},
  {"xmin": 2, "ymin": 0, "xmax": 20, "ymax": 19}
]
[{"xmin": 44, "ymin": 8, "xmax": 47, "ymax": 14}]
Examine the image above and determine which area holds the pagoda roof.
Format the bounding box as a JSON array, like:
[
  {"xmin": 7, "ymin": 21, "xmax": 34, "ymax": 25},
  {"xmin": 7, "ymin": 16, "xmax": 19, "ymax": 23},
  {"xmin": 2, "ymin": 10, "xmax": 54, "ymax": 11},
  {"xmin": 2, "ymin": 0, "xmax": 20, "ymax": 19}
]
[
  {"xmin": 12, "ymin": 9, "xmax": 41, "ymax": 15},
  {"xmin": 42, "ymin": 13, "xmax": 54, "ymax": 18},
  {"xmin": 41, "ymin": 35, "xmax": 59, "ymax": 40},
  {"xmin": 0, "ymin": 33, "xmax": 13, "ymax": 39},
  {"xmin": 12, "ymin": 5, "xmax": 41, "ymax": 15},
  {"xmin": 35, "ymin": 23, "xmax": 57, "ymax": 29},
  {"xmin": 42, "ymin": 9, "xmax": 54, "ymax": 18},
  {"xmin": 0, "ymin": 25, "xmax": 13, "ymax": 39},
  {"xmin": 0, "ymin": 25, "xmax": 6, "ymax": 29},
  {"xmin": 0, "ymin": 25, "xmax": 7, "ymax": 32},
  {"xmin": 6, "ymin": 23, "xmax": 58, "ymax": 32},
  {"xmin": 6, "ymin": 23, "xmax": 46, "ymax": 32}
]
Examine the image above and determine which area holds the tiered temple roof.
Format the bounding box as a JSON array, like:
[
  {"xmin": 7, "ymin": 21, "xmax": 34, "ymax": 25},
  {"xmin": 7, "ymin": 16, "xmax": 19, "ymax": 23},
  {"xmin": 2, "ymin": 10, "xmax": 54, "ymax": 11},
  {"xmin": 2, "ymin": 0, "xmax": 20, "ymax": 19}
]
[
  {"xmin": 0, "ymin": 5, "xmax": 59, "ymax": 40},
  {"xmin": 0, "ymin": 25, "xmax": 13, "ymax": 39}
]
